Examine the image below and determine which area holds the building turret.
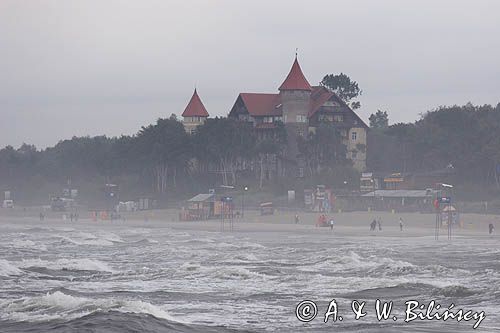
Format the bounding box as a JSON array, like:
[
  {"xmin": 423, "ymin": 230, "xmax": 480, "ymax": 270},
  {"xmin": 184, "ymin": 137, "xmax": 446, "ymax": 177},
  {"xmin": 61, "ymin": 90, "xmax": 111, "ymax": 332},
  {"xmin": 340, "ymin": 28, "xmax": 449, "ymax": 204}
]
[
  {"xmin": 278, "ymin": 56, "xmax": 312, "ymax": 176},
  {"xmin": 182, "ymin": 89, "xmax": 209, "ymax": 134},
  {"xmin": 279, "ymin": 56, "xmax": 312, "ymax": 125}
]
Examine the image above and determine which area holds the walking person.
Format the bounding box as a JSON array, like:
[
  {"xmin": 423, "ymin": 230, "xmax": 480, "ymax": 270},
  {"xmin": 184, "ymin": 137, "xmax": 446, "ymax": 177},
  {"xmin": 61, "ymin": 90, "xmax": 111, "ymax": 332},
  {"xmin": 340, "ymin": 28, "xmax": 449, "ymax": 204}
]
[
  {"xmin": 399, "ymin": 218, "xmax": 404, "ymax": 232},
  {"xmin": 329, "ymin": 218, "xmax": 334, "ymax": 231},
  {"xmin": 370, "ymin": 219, "xmax": 377, "ymax": 231},
  {"xmin": 377, "ymin": 218, "xmax": 382, "ymax": 231},
  {"xmin": 489, "ymin": 223, "xmax": 495, "ymax": 235},
  {"xmin": 294, "ymin": 214, "xmax": 299, "ymax": 224}
]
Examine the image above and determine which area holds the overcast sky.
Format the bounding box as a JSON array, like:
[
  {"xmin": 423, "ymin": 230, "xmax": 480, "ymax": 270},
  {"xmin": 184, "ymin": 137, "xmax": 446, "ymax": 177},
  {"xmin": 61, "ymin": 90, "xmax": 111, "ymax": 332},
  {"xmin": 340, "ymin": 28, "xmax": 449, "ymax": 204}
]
[{"xmin": 1, "ymin": 0, "xmax": 499, "ymax": 148}]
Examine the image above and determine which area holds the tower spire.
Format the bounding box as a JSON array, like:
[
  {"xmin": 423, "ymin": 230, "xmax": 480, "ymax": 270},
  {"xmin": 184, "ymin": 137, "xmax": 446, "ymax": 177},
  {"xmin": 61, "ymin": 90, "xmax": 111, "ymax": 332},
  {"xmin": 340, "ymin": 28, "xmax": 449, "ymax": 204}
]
[{"xmin": 278, "ymin": 55, "xmax": 312, "ymax": 91}]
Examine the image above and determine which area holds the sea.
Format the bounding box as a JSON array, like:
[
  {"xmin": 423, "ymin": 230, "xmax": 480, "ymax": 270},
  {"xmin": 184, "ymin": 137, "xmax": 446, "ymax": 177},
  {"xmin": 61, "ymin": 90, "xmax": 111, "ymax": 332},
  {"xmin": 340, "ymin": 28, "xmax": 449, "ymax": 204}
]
[{"xmin": 0, "ymin": 219, "xmax": 499, "ymax": 332}]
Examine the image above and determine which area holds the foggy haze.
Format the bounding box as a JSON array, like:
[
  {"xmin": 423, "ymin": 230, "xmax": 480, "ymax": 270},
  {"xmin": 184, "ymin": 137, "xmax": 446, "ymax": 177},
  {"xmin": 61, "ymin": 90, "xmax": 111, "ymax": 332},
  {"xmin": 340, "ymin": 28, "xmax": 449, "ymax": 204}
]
[{"xmin": 1, "ymin": 0, "xmax": 499, "ymax": 148}]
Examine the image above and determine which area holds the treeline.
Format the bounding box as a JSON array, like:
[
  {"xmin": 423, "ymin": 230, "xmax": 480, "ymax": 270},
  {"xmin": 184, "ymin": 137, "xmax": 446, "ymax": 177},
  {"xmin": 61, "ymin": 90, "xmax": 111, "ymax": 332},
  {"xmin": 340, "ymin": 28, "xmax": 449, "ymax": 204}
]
[
  {"xmin": 368, "ymin": 103, "xmax": 500, "ymax": 196},
  {"xmin": 2, "ymin": 102, "xmax": 500, "ymax": 205},
  {"xmin": 0, "ymin": 115, "xmax": 354, "ymax": 205}
]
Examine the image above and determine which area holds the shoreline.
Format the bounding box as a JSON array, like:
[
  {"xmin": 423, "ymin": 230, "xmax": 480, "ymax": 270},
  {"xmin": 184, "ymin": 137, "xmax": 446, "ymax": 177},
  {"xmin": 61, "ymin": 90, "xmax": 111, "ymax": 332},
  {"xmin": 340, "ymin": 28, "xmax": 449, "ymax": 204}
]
[{"xmin": 1, "ymin": 209, "xmax": 498, "ymax": 239}]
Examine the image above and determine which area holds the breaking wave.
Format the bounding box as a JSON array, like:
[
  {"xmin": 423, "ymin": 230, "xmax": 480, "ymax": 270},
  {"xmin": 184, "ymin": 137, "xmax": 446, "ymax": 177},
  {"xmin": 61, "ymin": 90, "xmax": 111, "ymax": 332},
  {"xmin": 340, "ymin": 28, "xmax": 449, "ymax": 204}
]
[
  {"xmin": 0, "ymin": 290, "xmax": 180, "ymax": 323},
  {"xmin": 0, "ymin": 259, "xmax": 23, "ymax": 277},
  {"xmin": 19, "ymin": 258, "xmax": 115, "ymax": 273}
]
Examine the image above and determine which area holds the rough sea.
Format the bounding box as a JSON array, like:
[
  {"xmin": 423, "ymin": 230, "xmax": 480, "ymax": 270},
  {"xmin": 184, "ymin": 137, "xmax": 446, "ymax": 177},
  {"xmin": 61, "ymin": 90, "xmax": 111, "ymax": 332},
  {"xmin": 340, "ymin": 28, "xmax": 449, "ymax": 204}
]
[{"xmin": 0, "ymin": 219, "xmax": 499, "ymax": 332}]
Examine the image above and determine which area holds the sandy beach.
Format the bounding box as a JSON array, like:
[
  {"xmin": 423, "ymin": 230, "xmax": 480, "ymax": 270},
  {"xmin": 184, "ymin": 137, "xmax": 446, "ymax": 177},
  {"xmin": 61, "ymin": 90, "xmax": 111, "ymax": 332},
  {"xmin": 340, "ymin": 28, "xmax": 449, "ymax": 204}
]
[{"xmin": 1, "ymin": 208, "xmax": 498, "ymax": 239}]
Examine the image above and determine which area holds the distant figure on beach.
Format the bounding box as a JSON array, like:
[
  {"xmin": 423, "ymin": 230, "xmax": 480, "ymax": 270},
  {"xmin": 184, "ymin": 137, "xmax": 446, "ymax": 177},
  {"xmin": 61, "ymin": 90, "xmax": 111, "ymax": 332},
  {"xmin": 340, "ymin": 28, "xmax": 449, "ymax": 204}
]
[
  {"xmin": 329, "ymin": 218, "xmax": 334, "ymax": 230},
  {"xmin": 294, "ymin": 214, "xmax": 299, "ymax": 224},
  {"xmin": 316, "ymin": 214, "xmax": 325, "ymax": 227},
  {"xmin": 70, "ymin": 213, "xmax": 74, "ymax": 222},
  {"xmin": 39, "ymin": 212, "xmax": 44, "ymax": 221},
  {"xmin": 370, "ymin": 219, "xmax": 377, "ymax": 231},
  {"xmin": 489, "ymin": 223, "xmax": 494, "ymax": 235},
  {"xmin": 377, "ymin": 218, "xmax": 382, "ymax": 231},
  {"xmin": 399, "ymin": 218, "xmax": 404, "ymax": 231}
]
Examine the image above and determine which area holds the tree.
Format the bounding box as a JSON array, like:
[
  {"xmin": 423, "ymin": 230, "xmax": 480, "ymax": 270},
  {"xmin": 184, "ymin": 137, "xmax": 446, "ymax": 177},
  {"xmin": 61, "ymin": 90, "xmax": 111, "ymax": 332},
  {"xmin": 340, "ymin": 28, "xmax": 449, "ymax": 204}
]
[
  {"xmin": 193, "ymin": 118, "xmax": 256, "ymax": 185},
  {"xmin": 369, "ymin": 110, "xmax": 389, "ymax": 129},
  {"xmin": 135, "ymin": 117, "xmax": 190, "ymax": 194},
  {"xmin": 297, "ymin": 123, "xmax": 349, "ymax": 177},
  {"xmin": 320, "ymin": 73, "xmax": 362, "ymax": 109}
]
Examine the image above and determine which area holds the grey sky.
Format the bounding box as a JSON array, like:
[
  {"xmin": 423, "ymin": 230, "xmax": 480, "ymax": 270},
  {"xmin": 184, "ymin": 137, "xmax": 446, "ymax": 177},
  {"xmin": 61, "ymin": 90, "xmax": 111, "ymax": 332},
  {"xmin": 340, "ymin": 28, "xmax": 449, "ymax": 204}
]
[{"xmin": 1, "ymin": 0, "xmax": 499, "ymax": 148}]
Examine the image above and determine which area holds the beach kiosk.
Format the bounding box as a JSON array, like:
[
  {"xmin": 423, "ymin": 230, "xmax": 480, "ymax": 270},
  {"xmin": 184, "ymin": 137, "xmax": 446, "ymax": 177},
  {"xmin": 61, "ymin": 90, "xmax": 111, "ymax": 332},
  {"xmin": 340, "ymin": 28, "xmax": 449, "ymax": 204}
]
[
  {"xmin": 181, "ymin": 193, "xmax": 215, "ymax": 221},
  {"xmin": 260, "ymin": 202, "xmax": 274, "ymax": 215}
]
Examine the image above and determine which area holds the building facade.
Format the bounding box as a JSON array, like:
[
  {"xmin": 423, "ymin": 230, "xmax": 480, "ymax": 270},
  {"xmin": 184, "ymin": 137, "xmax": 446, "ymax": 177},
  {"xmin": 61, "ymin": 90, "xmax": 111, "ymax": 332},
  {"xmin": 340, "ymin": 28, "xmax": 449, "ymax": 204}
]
[{"xmin": 228, "ymin": 56, "xmax": 368, "ymax": 172}]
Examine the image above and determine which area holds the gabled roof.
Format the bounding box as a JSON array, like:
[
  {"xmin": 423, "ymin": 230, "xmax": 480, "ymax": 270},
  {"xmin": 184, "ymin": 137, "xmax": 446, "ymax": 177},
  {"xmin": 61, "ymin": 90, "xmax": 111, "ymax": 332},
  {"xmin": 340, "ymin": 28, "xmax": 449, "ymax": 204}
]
[
  {"xmin": 239, "ymin": 93, "xmax": 282, "ymax": 117},
  {"xmin": 309, "ymin": 86, "xmax": 334, "ymax": 117},
  {"xmin": 278, "ymin": 57, "xmax": 312, "ymax": 91},
  {"xmin": 182, "ymin": 89, "xmax": 209, "ymax": 117},
  {"xmin": 308, "ymin": 86, "xmax": 369, "ymax": 129}
]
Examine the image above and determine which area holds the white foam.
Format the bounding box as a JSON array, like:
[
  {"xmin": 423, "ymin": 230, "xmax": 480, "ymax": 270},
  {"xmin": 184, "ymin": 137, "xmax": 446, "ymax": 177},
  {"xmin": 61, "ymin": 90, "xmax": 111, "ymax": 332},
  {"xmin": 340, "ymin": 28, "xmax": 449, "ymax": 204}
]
[
  {"xmin": 0, "ymin": 259, "xmax": 23, "ymax": 276},
  {"xmin": 19, "ymin": 258, "xmax": 115, "ymax": 273},
  {"xmin": 9, "ymin": 239, "xmax": 48, "ymax": 251},
  {"xmin": 58, "ymin": 235, "xmax": 114, "ymax": 246},
  {"xmin": 0, "ymin": 291, "xmax": 181, "ymax": 323}
]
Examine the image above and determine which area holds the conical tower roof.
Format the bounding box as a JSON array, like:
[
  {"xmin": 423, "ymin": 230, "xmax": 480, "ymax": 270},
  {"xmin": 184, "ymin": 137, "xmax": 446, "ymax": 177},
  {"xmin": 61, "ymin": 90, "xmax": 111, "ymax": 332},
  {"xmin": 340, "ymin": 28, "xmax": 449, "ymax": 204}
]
[
  {"xmin": 278, "ymin": 56, "xmax": 312, "ymax": 91},
  {"xmin": 182, "ymin": 89, "xmax": 209, "ymax": 117}
]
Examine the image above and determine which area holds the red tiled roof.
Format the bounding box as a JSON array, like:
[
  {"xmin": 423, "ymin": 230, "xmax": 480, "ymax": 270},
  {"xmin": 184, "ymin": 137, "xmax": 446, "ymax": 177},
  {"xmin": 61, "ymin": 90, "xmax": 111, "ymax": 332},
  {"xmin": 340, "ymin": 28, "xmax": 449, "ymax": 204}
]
[
  {"xmin": 278, "ymin": 57, "xmax": 312, "ymax": 91},
  {"xmin": 239, "ymin": 93, "xmax": 282, "ymax": 117},
  {"xmin": 308, "ymin": 86, "xmax": 334, "ymax": 117},
  {"xmin": 182, "ymin": 89, "xmax": 209, "ymax": 117}
]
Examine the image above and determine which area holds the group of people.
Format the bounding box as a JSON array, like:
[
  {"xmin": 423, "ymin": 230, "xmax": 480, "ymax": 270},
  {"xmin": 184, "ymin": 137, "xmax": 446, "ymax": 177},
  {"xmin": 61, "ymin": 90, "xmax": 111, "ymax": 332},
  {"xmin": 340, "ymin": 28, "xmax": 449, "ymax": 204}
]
[
  {"xmin": 370, "ymin": 217, "xmax": 405, "ymax": 232},
  {"xmin": 370, "ymin": 218, "xmax": 382, "ymax": 231},
  {"xmin": 314, "ymin": 214, "xmax": 335, "ymax": 230}
]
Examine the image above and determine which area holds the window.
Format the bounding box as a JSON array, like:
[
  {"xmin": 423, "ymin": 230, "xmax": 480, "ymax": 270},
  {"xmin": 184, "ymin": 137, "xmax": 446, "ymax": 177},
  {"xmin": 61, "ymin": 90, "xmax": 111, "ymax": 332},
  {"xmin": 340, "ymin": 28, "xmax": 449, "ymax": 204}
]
[
  {"xmin": 323, "ymin": 101, "xmax": 338, "ymax": 107},
  {"xmin": 351, "ymin": 151, "xmax": 358, "ymax": 159},
  {"xmin": 263, "ymin": 116, "xmax": 273, "ymax": 123},
  {"xmin": 351, "ymin": 131, "xmax": 357, "ymax": 141},
  {"xmin": 319, "ymin": 114, "xmax": 333, "ymax": 122},
  {"xmin": 333, "ymin": 115, "xmax": 343, "ymax": 122},
  {"xmin": 283, "ymin": 115, "xmax": 288, "ymax": 122},
  {"xmin": 341, "ymin": 130, "xmax": 347, "ymax": 138},
  {"xmin": 296, "ymin": 115, "xmax": 307, "ymax": 123}
]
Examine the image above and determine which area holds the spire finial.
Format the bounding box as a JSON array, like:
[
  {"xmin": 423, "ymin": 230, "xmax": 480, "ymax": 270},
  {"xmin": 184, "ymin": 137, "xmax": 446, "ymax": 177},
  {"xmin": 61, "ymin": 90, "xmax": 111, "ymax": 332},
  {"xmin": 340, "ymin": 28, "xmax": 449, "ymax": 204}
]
[{"xmin": 295, "ymin": 48, "xmax": 298, "ymax": 59}]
